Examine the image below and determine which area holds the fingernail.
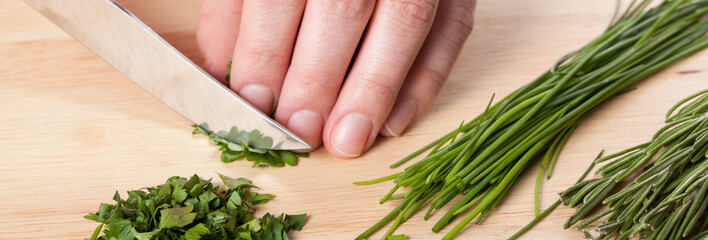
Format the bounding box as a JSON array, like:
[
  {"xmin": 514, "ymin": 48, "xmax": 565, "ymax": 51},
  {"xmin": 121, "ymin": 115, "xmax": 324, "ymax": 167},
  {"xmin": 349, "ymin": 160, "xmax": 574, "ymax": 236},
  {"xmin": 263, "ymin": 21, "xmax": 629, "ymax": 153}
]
[
  {"xmin": 382, "ymin": 100, "xmax": 418, "ymax": 137},
  {"xmin": 238, "ymin": 84, "xmax": 274, "ymax": 113},
  {"xmin": 286, "ymin": 109, "xmax": 324, "ymax": 149},
  {"xmin": 331, "ymin": 113, "xmax": 373, "ymax": 158}
]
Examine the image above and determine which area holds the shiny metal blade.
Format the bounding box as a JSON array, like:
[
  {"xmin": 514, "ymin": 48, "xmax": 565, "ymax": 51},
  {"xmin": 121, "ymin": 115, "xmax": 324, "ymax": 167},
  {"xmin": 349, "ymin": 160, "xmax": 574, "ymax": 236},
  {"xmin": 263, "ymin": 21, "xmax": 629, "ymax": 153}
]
[{"xmin": 24, "ymin": 0, "xmax": 310, "ymax": 150}]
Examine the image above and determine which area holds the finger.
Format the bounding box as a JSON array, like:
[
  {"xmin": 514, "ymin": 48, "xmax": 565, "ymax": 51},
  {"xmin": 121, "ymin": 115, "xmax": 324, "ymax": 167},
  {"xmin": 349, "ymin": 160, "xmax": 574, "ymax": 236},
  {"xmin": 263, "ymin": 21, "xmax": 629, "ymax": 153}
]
[
  {"xmin": 322, "ymin": 0, "xmax": 439, "ymax": 158},
  {"xmin": 196, "ymin": 0, "xmax": 243, "ymax": 83},
  {"xmin": 274, "ymin": 0, "xmax": 375, "ymax": 149},
  {"xmin": 380, "ymin": 0, "xmax": 477, "ymax": 137},
  {"xmin": 229, "ymin": 0, "xmax": 306, "ymax": 114}
]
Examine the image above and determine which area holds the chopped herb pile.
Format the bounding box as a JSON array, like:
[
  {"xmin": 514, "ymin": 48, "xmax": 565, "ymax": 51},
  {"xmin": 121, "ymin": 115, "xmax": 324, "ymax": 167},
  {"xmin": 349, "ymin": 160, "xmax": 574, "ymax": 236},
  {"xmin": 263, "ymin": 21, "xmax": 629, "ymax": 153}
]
[
  {"xmin": 85, "ymin": 174, "xmax": 307, "ymax": 240},
  {"xmin": 193, "ymin": 124, "xmax": 308, "ymax": 167},
  {"xmin": 356, "ymin": 0, "xmax": 708, "ymax": 239}
]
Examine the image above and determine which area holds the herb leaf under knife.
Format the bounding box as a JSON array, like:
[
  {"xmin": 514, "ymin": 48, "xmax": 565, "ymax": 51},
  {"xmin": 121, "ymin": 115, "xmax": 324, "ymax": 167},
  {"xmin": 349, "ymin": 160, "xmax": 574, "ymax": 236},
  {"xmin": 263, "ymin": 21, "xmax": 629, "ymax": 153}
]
[{"xmin": 193, "ymin": 123, "xmax": 308, "ymax": 167}]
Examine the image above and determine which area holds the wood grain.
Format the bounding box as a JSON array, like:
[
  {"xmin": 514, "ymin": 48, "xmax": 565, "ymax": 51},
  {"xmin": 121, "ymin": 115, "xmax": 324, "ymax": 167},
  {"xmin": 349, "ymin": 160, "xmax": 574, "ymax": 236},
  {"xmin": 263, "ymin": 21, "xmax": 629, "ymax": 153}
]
[{"xmin": 2, "ymin": 0, "xmax": 707, "ymax": 239}]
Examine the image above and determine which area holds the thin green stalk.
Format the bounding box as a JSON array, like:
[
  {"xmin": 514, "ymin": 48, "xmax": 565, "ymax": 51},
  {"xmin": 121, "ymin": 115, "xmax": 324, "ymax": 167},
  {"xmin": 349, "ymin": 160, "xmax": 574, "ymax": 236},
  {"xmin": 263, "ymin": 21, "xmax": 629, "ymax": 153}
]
[
  {"xmin": 548, "ymin": 123, "xmax": 578, "ymax": 179},
  {"xmin": 507, "ymin": 200, "xmax": 561, "ymax": 240},
  {"xmin": 356, "ymin": 202, "xmax": 406, "ymax": 240},
  {"xmin": 354, "ymin": 173, "xmax": 401, "ymax": 185},
  {"xmin": 507, "ymin": 151, "xmax": 600, "ymax": 239},
  {"xmin": 381, "ymin": 191, "xmax": 423, "ymax": 240}
]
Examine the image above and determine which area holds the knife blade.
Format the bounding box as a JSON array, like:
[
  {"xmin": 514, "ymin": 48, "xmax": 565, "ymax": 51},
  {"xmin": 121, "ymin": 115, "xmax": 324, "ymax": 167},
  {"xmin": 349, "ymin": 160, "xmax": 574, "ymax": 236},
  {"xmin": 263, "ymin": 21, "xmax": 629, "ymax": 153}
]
[{"xmin": 23, "ymin": 0, "xmax": 311, "ymax": 150}]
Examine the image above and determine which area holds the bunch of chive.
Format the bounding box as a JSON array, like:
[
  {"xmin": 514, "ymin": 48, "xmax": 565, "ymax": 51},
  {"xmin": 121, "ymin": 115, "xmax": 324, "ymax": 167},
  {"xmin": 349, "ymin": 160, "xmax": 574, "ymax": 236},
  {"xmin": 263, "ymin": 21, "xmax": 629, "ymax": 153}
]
[
  {"xmin": 558, "ymin": 89, "xmax": 708, "ymax": 240},
  {"xmin": 355, "ymin": 1, "xmax": 708, "ymax": 239}
]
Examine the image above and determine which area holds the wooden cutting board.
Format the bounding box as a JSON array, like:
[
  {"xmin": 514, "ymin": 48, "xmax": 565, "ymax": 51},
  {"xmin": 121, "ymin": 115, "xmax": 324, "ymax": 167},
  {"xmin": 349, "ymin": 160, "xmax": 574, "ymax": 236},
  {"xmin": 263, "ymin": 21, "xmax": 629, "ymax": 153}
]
[{"xmin": 2, "ymin": 0, "xmax": 707, "ymax": 239}]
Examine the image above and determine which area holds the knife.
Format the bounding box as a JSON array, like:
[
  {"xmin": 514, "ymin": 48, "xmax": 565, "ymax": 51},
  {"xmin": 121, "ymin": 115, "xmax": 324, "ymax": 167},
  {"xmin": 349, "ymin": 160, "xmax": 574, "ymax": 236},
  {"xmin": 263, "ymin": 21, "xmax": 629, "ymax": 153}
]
[{"xmin": 23, "ymin": 0, "xmax": 311, "ymax": 150}]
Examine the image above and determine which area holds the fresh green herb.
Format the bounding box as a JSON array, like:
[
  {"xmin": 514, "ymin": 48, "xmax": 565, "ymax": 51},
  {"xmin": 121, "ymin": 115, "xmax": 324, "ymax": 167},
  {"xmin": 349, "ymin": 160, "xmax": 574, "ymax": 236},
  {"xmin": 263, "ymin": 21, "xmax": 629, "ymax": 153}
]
[
  {"xmin": 508, "ymin": 200, "xmax": 561, "ymax": 240},
  {"xmin": 509, "ymin": 152, "xmax": 598, "ymax": 240},
  {"xmin": 193, "ymin": 123, "xmax": 308, "ymax": 167},
  {"xmin": 555, "ymin": 89, "xmax": 708, "ymax": 239},
  {"xmin": 356, "ymin": 1, "xmax": 708, "ymax": 239},
  {"xmin": 85, "ymin": 174, "xmax": 307, "ymax": 240},
  {"xmin": 387, "ymin": 234, "xmax": 408, "ymax": 240},
  {"xmin": 225, "ymin": 62, "xmax": 232, "ymax": 84},
  {"xmin": 212, "ymin": 62, "xmax": 298, "ymax": 166}
]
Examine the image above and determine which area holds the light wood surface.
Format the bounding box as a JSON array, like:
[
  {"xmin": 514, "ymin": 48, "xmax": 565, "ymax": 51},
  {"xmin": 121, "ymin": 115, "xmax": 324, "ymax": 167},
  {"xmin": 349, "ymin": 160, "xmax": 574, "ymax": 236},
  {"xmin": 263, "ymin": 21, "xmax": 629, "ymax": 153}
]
[{"xmin": 2, "ymin": 0, "xmax": 707, "ymax": 239}]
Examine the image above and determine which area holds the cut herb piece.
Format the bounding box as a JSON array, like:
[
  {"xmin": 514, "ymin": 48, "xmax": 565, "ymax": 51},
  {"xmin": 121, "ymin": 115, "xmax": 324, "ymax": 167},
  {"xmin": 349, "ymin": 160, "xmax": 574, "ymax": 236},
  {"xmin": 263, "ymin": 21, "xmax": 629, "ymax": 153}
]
[
  {"xmin": 198, "ymin": 63, "xmax": 305, "ymax": 167},
  {"xmin": 85, "ymin": 174, "xmax": 307, "ymax": 240},
  {"xmin": 356, "ymin": 1, "xmax": 708, "ymax": 239},
  {"xmin": 225, "ymin": 62, "xmax": 232, "ymax": 84},
  {"xmin": 193, "ymin": 123, "xmax": 308, "ymax": 167},
  {"xmin": 555, "ymin": 89, "xmax": 708, "ymax": 239},
  {"xmin": 388, "ymin": 234, "xmax": 408, "ymax": 240}
]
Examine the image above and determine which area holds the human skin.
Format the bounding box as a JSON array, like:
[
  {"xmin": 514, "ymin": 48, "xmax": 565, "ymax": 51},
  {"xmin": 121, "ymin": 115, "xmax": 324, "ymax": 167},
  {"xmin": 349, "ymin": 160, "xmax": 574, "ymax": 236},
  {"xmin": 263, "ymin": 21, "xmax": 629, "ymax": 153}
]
[{"xmin": 196, "ymin": 0, "xmax": 476, "ymax": 158}]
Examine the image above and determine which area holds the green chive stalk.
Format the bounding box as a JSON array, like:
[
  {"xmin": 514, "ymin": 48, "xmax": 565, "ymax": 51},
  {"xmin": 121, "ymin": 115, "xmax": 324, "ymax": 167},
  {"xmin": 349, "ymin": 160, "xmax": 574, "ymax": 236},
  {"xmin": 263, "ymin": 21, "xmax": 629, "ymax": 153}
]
[
  {"xmin": 556, "ymin": 89, "xmax": 708, "ymax": 240},
  {"xmin": 355, "ymin": 1, "xmax": 708, "ymax": 239}
]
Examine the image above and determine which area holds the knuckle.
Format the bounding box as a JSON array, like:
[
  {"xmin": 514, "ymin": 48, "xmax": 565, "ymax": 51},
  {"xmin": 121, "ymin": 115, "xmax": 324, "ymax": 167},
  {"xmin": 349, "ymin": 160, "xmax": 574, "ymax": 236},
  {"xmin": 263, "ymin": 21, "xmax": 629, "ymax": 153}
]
[
  {"xmin": 262, "ymin": 0, "xmax": 304, "ymax": 9},
  {"xmin": 198, "ymin": 1, "xmax": 241, "ymax": 20},
  {"xmin": 242, "ymin": 48, "xmax": 289, "ymax": 70},
  {"xmin": 198, "ymin": 10, "xmax": 213, "ymax": 21},
  {"xmin": 323, "ymin": 0, "xmax": 375, "ymax": 20},
  {"xmin": 197, "ymin": 3, "xmax": 216, "ymax": 20},
  {"xmin": 418, "ymin": 66, "xmax": 447, "ymax": 91},
  {"xmin": 295, "ymin": 69, "xmax": 338, "ymax": 95},
  {"xmin": 201, "ymin": 59, "xmax": 225, "ymax": 75},
  {"xmin": 386, "ymin": 0, "xmax": 437, "ymax": 27},
  {"xmin": 442, "ymin": 1, "xmax": 475, "ymax": 43},
  {"xmin": 400, "ymin": 66, "xmax": 447, "ymax": 110},
  {"xmin": 358, "ymin": 73, "xmax": 399, "ymax": 100}
]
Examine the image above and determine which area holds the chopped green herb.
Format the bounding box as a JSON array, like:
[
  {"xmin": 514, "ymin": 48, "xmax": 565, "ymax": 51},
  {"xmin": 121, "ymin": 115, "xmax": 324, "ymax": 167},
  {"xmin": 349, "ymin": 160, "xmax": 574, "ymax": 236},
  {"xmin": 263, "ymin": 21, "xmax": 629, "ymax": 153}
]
[
  {"xmin": 85, "ymin": 174, "xmax": 307, "ymax": 240},
  {"xmin": 387, "ymin": 234, "xmax": 408, "ymax": 240},
  {"xmin": 193, "ymin": 123, "xmax": 308, "ymax": 167},
  {"xmin": 225, "ymin": 62, "xmax": 231, "ymax": 84}
]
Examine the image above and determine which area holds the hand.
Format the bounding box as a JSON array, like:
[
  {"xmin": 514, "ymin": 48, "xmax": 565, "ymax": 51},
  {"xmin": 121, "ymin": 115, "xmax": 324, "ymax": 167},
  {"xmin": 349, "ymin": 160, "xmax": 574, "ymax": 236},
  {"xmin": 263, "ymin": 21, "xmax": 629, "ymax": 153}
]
[{"xmin": 196, "ymin": 0, "xmax": 476, "ymax": 158}]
